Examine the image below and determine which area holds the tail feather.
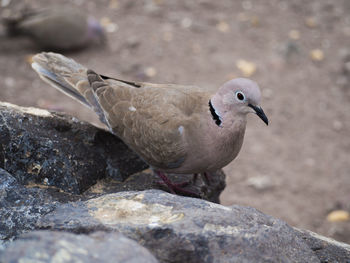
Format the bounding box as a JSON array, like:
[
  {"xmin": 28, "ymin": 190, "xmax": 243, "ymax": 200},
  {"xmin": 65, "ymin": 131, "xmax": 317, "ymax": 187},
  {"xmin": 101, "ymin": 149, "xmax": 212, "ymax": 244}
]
[
  {"xmin": 31, "ymin": 61, "xmax": 89, "ymax": 106},
  {"xmin": 31, "ymin": 52, "xmax": 108, "ymax": 125},
  {"xmin": 31, "ymin": 52, "xmax": 89, "ymax": 105}
]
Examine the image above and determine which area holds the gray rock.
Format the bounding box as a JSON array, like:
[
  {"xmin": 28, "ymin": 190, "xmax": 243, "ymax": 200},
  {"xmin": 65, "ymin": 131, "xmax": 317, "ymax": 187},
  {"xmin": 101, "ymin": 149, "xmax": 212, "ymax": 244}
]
[
  {"xmin": 0, "ymin": 102, "xmax": 148, "ymax": 194},
  {"xmin": 0, "ymin": 168, "xmax": 61, "ymax": 244},
  {"xmin": 0, "ymin": 230, "xmax": 158, "ymax": 263},
  {"xmin": 1, "ymin": 171, "xmax": 349, "ymax": 262},
  {"xmin": 38, "ymin": 190, "xmax": 321, "ymax": 263},
  {"xmin": 295, "ymin": 228, "xmax": 350, "ymax": 263}
]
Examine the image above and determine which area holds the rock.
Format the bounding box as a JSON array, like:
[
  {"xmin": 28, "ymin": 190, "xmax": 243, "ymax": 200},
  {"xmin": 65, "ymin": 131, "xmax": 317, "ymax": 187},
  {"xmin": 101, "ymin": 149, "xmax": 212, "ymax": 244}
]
[
  {"xmin": 1, "ymin": 185, "xmax": 350, "ymax": 262},
  {"xmin": 0, "ymin": 102, "xmax": 148, "ymax": 195},
  {"xmin": 327, "ymin": 210, "xmax": 350, "ymax": 222},
  {"xmin": 0, "ymin": 168, "xmax": 62, "ymax": 244},
  {"xmin": 310, "ymin": 49, "xmax": 324, "ymax": 62},
  {"xmin": 236, "ymin": 59, "xmax": 257, "ymax": 77},
  {"xmin": 0, "ymin": 230, "xmax": 158, "ymax": 263},
  {"xmin": 295, "ymin": 228, "xmax": 350, "ymax": 263},
  {"xmin": 38, "ymin": 190, "xmax": 321, "ymax": 263}
]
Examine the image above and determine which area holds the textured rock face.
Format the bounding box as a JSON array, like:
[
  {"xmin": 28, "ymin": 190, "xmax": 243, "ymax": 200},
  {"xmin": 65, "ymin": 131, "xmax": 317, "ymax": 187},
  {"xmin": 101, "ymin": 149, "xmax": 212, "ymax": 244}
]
[
  {"xmin": 0, "ymin": 102, "xmax": 148, "ymax": 194},
  {"xmin": 0, "ymin": 231, "xmax": 158, "ymax": 263},
  {"xmin": 1, "ymin": 179, "xmax": 350, "ymax": 263},
  {"xmin": 37, "ymin": 190, "xmax": 319, "ymax": 263},
  {"xmin": 295, "ymin": 228, "xmax": 350, "ymax": 263},
  {"xmin": 0, "ymin": 168, "xmax": 61, "ymax": 243}
]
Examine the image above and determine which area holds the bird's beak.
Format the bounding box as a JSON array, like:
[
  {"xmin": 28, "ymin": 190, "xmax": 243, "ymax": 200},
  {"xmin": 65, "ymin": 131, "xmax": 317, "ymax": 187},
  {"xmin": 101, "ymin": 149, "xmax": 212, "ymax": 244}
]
[{"xmin": 248, "ymin": 104, "xmax": 269, "ymax": 125}]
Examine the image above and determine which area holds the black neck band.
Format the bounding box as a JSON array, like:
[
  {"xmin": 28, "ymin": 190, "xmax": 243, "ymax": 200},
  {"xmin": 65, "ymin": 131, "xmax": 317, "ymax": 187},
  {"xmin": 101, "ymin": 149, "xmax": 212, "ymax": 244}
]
[{"xmin": 209, "ymin": 100, "xmax": 222, "ymax": 126}]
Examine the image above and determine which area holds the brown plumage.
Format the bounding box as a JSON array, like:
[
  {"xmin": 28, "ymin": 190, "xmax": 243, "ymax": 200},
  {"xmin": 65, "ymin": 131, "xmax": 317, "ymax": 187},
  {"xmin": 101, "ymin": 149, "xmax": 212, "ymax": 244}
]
[{"xmin": 31, "ymin": 52, "xmax": 268, "ymax": 194}]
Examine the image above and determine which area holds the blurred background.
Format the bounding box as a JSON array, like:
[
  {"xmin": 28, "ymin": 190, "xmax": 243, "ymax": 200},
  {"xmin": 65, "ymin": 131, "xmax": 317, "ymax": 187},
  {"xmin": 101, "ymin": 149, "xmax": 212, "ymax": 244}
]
[{"xmin": 1, "ymin": 0, "xmax": 349, "ymax": 243}]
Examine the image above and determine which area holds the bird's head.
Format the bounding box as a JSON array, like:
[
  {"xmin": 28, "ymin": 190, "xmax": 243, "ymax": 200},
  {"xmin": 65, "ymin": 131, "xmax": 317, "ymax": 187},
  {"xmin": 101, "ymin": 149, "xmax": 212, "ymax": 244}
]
[
  {"xmin": 210, "ymin": 78, "xmax": 268, "ymax": 126},
  {"xmin": 87, "ymin": 17, "xmax": 106, "ymax": 45}
]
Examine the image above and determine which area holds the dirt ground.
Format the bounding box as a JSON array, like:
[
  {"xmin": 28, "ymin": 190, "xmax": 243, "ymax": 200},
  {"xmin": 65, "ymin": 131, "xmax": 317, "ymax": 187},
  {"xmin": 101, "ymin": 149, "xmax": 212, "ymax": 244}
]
[{"xmin": 1, "ymin": 0, "xmax": 350, "ymax": 243}]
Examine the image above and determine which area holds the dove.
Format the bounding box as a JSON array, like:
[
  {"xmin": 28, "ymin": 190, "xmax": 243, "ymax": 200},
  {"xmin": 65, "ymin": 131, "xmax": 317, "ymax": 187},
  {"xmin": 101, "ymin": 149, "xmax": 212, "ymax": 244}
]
[
  {"xmin": 1, "ymin": 6, "xmax": 105, "ymax": 51},
  {"xmin": 31, "ymin": 52, "xmax": 268, "ymax": 195}
]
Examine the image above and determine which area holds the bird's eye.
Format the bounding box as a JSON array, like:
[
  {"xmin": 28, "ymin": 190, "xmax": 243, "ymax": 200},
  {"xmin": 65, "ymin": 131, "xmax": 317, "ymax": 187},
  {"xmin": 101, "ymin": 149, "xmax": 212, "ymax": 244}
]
[{"xmin": 235, "ymin": 91, "xmax": 245, "ymax": 101}]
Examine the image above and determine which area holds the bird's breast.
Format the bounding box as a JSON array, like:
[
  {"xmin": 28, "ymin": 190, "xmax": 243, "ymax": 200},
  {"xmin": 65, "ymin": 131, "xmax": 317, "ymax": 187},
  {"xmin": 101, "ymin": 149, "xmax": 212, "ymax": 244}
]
[
  {"xmin": 204, "ymin": 119, "xmax": 246, "ymax": 171},
  {"xmin": 173, "ymin": 118, "xmax": 246, "ymax": 173}
]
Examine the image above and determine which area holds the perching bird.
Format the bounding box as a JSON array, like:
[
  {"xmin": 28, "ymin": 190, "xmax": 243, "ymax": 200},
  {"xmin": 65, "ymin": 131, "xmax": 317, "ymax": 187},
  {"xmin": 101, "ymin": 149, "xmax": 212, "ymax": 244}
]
[
  {"xmin": 31, "ymin": 52, "xmax": 268, "ymax": 195},
  {"xmin": 1, "ymin": 6, "xmax": 105, "ymax": 51}
]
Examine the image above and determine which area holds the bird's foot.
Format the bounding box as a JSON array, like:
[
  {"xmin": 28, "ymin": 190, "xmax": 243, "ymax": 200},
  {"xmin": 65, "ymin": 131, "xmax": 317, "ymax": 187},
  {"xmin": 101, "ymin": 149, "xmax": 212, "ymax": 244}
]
[
  {"xmin": 156, "ymin": 180, "xmax": 191, "ymax": 188},
  {"xmin": 155, "ymin": 171, "xmax": 200, "ymax": 198}
]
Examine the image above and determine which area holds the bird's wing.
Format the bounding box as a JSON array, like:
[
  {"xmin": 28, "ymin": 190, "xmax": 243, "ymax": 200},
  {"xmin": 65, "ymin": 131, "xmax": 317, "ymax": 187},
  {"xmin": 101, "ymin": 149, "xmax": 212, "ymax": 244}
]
[{"xmin": 87, "ymin": 70, "xmax": 207, "ymax": 170}]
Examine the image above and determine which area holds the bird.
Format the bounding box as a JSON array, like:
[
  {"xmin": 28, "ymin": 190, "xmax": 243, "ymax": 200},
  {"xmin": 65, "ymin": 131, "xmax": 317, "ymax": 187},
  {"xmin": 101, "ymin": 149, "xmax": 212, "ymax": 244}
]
[
  {"xmin": 1, "ymin": 6, "xmax": 105, "ymax": 51},
  {"xmin": 31, "ymin": 52, "xmax": 268, "ymax": 196}
]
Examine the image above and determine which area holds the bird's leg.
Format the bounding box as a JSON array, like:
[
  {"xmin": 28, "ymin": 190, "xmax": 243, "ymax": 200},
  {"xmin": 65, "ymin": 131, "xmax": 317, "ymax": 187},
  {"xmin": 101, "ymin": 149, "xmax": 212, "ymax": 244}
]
[
  {"xmin": 155, "ymin": 171, "xmax": 200, "ymax": 197},
  {"xmin": 156, "ymin": 173, "xmax": 190, "ymax": 189}
]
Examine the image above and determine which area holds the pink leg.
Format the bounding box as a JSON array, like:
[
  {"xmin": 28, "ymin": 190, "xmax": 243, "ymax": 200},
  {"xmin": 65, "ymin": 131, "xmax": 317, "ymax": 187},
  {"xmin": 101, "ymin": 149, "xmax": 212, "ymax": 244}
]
[{"xmin": 155, "ymin": 171, "xmax": 199, "ymax": 197}]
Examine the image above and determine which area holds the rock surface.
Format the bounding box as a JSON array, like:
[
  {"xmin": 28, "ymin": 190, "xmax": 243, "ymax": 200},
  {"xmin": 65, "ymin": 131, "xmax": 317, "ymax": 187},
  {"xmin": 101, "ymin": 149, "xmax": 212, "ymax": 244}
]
[
  {"xmin": 37, "ymin": 190, "xmax": 320, "ymax": 263},
  {"xmin": 0, "ymin": 230, "xmax": 158, "ymax": 263},
  {"xmin": 0, "ymin": 168, "xmax": 62, "ymax": 243},
  {"xmin": 0, "ymin": 102, "xmax": 148, "ymax": 194},
  {"xmin": 2, "ymin": 174, "xmax": 350, "ymax": 263},
  {"xmin": 295, "ymin": 228, "xmax": 350, "ymax": 263}
]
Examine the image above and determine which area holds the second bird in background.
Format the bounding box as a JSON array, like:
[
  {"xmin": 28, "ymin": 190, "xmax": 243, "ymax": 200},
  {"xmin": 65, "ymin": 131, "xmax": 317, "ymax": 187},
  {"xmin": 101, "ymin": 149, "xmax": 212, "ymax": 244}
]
[{"xmin": 1, "ymin": 5, "xmax": 106, "ymax": 51}]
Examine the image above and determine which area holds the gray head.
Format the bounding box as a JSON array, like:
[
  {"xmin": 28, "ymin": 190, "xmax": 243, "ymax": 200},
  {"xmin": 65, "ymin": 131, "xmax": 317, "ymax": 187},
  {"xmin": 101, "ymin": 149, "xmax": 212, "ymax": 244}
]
[
  {"xmin": 211, "ymin": 78, "xmax": 268, "ymax": 125},
  {"xmin": 87, "ymin": 17, "xmax": 106, "ymax": 44}
]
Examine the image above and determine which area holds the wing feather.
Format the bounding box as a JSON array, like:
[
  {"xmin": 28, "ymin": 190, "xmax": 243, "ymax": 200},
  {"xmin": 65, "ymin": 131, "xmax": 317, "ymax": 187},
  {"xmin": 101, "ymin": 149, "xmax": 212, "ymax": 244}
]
[{"xmin": 89, "ymin": 73, "xmax": 203, "ymax": 169}]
